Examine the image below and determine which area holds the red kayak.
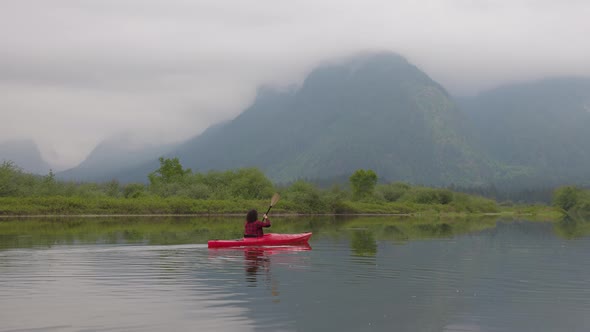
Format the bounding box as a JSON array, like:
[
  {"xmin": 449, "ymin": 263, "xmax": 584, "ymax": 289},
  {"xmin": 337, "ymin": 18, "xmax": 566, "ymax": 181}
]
[{"xmin": 208, "ymin": 232, "xmax": 312, "ymax": 248}]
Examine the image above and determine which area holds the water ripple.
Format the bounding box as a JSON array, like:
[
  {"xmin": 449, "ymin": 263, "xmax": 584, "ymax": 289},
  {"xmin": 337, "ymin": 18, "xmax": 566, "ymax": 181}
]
[{"xmin": 2, "ymin": 221, "xmax": 590, "ymax": 331}]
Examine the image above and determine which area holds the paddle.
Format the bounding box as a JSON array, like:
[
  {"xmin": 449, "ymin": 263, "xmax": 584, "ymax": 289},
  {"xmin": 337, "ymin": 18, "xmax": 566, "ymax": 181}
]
[{"xmin": 263, "ymin": 193, "xmax": 281, "ymax": 220}]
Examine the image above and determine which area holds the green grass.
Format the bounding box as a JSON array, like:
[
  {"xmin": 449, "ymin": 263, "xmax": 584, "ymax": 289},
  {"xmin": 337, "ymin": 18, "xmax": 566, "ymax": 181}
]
[
  {"xmin": 0, "ymin": 196, "xmax": 272, "ymax": 215},
  {"xmin": 0, "ymin": 195, "xmax": 562, "ymax": 218}
]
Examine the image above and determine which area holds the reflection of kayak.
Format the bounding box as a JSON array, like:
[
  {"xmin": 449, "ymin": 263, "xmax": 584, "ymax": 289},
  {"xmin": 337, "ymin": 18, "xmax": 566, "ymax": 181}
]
[{"xmin": 208, "ymin": 232, "xmax": 312, "ymax": 248}]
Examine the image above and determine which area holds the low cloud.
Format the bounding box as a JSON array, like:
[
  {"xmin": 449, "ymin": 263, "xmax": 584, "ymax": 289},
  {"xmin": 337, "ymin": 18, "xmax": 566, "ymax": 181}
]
[{"xmin": 1, "ymin": 0, "xmax": 589, "ymax": 168}]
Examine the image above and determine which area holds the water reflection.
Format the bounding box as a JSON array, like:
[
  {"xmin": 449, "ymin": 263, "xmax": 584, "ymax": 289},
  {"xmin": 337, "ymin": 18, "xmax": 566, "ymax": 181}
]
[
  {"xmin": 2, "ymin": 218, "xmax": 590, "ymax": 331},
  {"xmin": 0, "ymin": 216, "xmax": 501, "ymax": 250},
  {"xmin": 350, "ymin": 230, "xmax": 377, "ymax": 256},
  {"xmin": 554, "ymin": 216, "xmax": 590, "ymax": 239},
  {"xmin": 4, "ymin": 215, "xmax": 589, "ymax": 252},
  {"xmin": 244, "ymin": 248, "xmax": 270, "ymax": 284},
  {"xmin": 208, "ymin": 245, "xmax": 312, "ymax": 288}
]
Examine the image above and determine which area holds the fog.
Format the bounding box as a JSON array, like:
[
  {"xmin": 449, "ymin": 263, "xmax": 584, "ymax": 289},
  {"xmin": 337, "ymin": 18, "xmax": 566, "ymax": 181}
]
[{"xmin": 1, "ymin": 0, "xmax": 589, "ymax": 169}]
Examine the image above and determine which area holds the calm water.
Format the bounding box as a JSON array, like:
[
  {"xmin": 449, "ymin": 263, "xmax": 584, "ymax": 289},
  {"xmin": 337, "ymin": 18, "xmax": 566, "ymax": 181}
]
[{"xmin": 1, "ymin": 216, "xmax": 590, "ymax": 332}]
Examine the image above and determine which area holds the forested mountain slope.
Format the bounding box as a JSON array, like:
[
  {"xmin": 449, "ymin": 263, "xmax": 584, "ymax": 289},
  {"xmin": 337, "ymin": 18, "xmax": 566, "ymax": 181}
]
[
  {"xmin": 461, "ymin": 77, "xmax": 590, "ymax": 187},
  {"xmin": 160, "ymin": 53, "xmax": 497, "ymax": 185}
]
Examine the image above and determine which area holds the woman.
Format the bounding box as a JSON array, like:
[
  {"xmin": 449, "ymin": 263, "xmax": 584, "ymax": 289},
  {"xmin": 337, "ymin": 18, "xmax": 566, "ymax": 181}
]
[{"xmin": 244, "ymin": 209, "xmax": 271, "ymax": 238}]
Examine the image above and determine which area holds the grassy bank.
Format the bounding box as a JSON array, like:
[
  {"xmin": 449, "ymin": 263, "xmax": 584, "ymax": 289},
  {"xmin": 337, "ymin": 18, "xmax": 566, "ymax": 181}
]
[
  {"xmin": 0, "ymin": 195, "xmax": 561, "ymax": 218},
  {"xmin": 0, "ymin": 160, "xmax": 567, "ymax": 219},
  {"xmin": 0, "ymin": 196, "xmax": 271, "ymax": 216}
]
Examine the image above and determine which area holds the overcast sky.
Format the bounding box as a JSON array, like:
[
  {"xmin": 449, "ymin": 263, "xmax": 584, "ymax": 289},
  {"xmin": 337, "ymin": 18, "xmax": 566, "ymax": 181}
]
[{"xmin": 1, "ymin": 0, "xmax": 589, "ymax": 169}]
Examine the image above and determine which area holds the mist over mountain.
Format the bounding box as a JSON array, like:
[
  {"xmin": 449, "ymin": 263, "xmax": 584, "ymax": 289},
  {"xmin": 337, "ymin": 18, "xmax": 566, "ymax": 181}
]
[
  {"xmin": 461, "ymin": 77, "xmax": 590, "ymax": 187},
  {"xmin": 57, "ymin": 135, "xmax": 175, "ymax": 182},
  {"xmin": 60, "ymin": 53, "xmax": 590, "ymax": 189},
  {"xmin": 0, "ymin": 140, "xmax": 51, "ymax": 174},
  {"xmin": 114, "ymin": 53, "xmax": 499, "ymax": 185}
]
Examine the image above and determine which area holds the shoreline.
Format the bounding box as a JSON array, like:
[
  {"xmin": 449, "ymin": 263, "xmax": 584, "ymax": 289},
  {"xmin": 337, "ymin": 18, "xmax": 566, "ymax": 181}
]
[
  {"xmin": 0, "ymin": 211, "xmax": 559, "ymax": 219},
  {"xmin": 0, "ymin": 213, "xmax": 418, "ymax": 218}
]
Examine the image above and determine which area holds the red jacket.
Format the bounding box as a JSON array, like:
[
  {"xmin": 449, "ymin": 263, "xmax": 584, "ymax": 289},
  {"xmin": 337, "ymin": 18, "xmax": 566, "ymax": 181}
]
[{"xmin": 244, "ymin": 219, "xmax": 271, "ymax": 237}]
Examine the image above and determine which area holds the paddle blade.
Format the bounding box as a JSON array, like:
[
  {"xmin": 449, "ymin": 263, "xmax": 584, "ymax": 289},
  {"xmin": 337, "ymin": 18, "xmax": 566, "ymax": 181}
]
[{"xmin": 270, "ymin": 193, "xmax": 281, "ymax": 207}]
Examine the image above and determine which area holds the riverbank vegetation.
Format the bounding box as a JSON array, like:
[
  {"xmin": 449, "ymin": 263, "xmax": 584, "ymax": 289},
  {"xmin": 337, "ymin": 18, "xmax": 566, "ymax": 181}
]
[
  {"xmin": 553, "ymin": 186, "xmax": 590, "ymax": 220},
  {"xmin": 0, "ymin": 158, "xmax": 563, "ymax": 217}
]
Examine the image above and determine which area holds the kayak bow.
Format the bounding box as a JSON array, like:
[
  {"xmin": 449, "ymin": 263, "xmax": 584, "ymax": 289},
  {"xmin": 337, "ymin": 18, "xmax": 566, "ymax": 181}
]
[{"xmin": 208, "ymin": 232, "xmax": 312, "ymax": 248}]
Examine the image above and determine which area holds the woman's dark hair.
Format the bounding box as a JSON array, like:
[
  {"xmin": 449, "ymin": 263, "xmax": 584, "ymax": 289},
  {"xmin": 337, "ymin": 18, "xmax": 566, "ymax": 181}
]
[{"xmin": 246, "ymin": 209, "xmax": 258, "ymax": 223}]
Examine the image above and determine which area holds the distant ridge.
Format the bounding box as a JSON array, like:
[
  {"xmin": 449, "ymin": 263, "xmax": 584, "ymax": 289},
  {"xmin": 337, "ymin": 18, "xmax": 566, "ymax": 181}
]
[
  {"xmin": 0, "ymin": 139, "xmax": 51, "ymax": 174},
  {"xmin": 461, "ymin": 77, "xmax": 590, "ymax": 187},
  {"xmin": 62, "ymin": 54, "xmax": 590, "ymax": 188},
  {"xmin": 57, "ymin": 134, "xmax": 174, "ymax": 182}
]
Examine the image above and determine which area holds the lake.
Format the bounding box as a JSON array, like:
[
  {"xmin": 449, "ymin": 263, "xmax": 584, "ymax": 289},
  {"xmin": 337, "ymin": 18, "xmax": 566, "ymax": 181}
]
[{"xmin": 1, "ymin": 216, "xmax": 590, "ymax": 331}]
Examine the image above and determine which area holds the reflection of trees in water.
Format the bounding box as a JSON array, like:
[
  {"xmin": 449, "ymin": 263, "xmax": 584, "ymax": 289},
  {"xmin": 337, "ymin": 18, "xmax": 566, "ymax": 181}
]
[
  {"xmin": 350, "ymin": 230, "xmax": 377, "ymax": 257},
  {"xmin": 416, "ymin": 223, "xmax": 453, "ymax": 236},
  {"xmin": 345, "ymin": 218, "xmax": 506, "ymax": 256},
  {"xmin": 554, "ymin": 216, "xmax": 590, "ymax": 239},
  {"xmin": 1, "ymin": 215, "xmax": 561, "ymax": 252},
  {"xmin": 339, "ymin": 216, "xmax": 497, "ymax": 245},
  {"xmin": 382, "ymin": 225, "xmax": 409, "ymax": 241}
]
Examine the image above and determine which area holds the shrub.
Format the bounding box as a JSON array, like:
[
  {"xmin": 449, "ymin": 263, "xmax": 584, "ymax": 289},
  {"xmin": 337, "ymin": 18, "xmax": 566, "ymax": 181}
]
[
  {"xmin": 283, "ymin": 181, "xmax": 326, "ymax": 213},
  {"xmin": 377, "ymin": 182, "xmax": 411, "ymax": 202},
  {"xmin": 401, "ymin": 187, "xmax": 454, "ymax": 205},
  {"xmin": 124, "ymin": 183, "xmax": 146, "ymax": 199},
  {"xmin": 553, "ymin": 186, "xmax": 582, "ymax": 211}
]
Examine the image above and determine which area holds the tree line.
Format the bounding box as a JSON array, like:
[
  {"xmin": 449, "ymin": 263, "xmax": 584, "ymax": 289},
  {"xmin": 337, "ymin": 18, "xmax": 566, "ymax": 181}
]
[{"xmin": 0, "ymin": 158, "xmax": 516, "ymax": 215}]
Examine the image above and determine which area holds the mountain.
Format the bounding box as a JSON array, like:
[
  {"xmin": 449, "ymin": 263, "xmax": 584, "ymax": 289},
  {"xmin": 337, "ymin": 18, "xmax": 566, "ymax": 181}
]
[
  {"xmin": 461, "ymin": 77, "xmax": 590, "ymax": 187},
  {"xmin": 55, "ymin": 54, "xmax": 590, "ymax": 189},
  {"xmin": 0, "ymin": 139, "xmax": 51, "ymax": 174},
  {"xmin": 57, "ymin": 134, "xmax": 175, "ymax": 182},
  {"xmin": 119, "ymin": 52, "xmax": 498, "ymax": 186}
]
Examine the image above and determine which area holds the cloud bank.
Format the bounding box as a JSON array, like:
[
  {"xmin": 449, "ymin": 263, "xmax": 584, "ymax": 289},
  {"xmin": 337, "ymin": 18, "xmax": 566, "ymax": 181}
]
[{"xmin": 1, "ymin": 0, "xmax": 589, "ymax": 168}]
